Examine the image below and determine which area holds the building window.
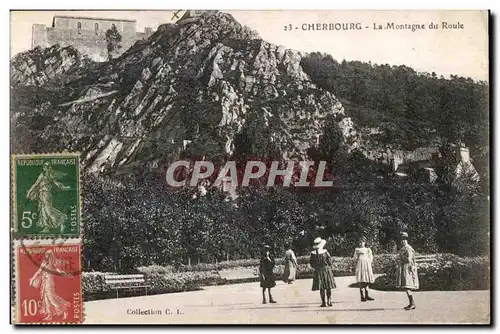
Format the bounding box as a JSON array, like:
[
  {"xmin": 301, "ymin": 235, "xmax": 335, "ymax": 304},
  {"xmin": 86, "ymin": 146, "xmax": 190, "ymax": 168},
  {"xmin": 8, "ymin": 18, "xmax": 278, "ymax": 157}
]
[
  {"xmin": 95, "ymin": 23, "xmax": 99, "ymax": 34},
  {"xmin": 77, "ymin": 21, "xmax": 82, "ymax": 34}
]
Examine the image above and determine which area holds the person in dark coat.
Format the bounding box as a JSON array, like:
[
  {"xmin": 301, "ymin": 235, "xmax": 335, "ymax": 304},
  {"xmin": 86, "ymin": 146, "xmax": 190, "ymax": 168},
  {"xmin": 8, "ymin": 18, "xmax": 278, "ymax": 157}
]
[
  {"xmin": 396, "ymin": 232, "xmax": 419, "ymax": 310},
  {"xmin": 310, "ymin": 237, "xmax": 336, "ymax": 307},
  {"xmin": 259, "ymin": 245, "xmax": 277, "ymax": 304}
]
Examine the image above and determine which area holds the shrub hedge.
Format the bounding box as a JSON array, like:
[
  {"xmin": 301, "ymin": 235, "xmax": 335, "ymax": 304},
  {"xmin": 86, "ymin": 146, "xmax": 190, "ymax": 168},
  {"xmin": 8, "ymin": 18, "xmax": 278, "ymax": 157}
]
[
  {"xmin": 146, "ymin": 254, "xmax": 397, "ymax": 275},
  {"xmin": 82, "ymin": 272, "xmax": 111, "ymax": 294},
  {"xmin": 83, "ymin": 253, "xmax": 489, "ymax": 300},
  {"xmin": 84, "ymin": 174, "xmax": 489, "ymax": 274},
  {"xmin": 145, "ymin": 271, "xmax": 224, "ymax": 295},
  {"xmin": 83, "ymin": 270, "xmax": 225, "ymax": 300},
  {"xmin": 372, "ymin": 253, "xmax": 489, "ymax": 291}
]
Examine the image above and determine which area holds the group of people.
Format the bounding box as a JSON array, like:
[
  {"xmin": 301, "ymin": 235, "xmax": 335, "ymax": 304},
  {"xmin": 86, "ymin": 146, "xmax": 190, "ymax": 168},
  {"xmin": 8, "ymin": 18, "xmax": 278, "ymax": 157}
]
[{"xmin": 259, "ymin": 232, "xmax": 420, "ymax": 310}]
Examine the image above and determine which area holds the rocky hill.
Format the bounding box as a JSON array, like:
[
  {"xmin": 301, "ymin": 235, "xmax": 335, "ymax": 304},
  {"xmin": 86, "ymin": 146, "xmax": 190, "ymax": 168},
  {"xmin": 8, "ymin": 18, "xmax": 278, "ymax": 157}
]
[
  {"xmin": 11, "ymin": 11, "xmax": 489, "ymax": 267},
  {"xmin": 11, "ymin": 11, "xmax": 357, "ymax": 175}
]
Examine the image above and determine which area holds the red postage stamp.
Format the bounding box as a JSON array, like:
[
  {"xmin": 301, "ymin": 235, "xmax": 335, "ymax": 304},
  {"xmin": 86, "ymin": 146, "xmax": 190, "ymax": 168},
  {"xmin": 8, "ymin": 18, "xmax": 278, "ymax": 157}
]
[{"xmin": 14, "ymin": 239, "xmax": 83, "ymax": 324}]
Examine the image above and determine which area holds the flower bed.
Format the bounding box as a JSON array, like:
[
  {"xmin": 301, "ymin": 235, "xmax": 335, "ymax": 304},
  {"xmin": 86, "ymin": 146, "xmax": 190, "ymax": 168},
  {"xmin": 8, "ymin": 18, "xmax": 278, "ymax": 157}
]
[
  {"xmin": 145, "ymin": 271, "xmax": 225, "ymax": 295},
  {"xmin": 82, "ymin": 272, "xmax": 111, "ymax": 295},
  {"xmin": 83, "ymin": 254, "xmax": 398, "ymax": 299},
  {"xmin": 83, "ymin": 270, "xmax": 225, "ymax": 301},
  {"xmin": 83, "ymin": 253, "xmax": 489, "ymax": 300},
  {"xmin": 158, "ymin": 254, "xmax": 395, "ymax": 274}
]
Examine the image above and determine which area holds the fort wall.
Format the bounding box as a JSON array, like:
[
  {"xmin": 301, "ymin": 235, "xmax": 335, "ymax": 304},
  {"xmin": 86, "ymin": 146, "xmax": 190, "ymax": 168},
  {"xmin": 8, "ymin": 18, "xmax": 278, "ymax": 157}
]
[{"xmin": 32, "ymin": 16, "xmax": 153, "ymax": 62}]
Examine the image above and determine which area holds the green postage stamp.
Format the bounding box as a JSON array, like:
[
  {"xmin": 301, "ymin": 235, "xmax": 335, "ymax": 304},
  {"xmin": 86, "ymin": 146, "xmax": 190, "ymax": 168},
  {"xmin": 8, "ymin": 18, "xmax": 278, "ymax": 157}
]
[{"xmin": 12, "ymin": 153, "xmax": 81, "ymax": 237}]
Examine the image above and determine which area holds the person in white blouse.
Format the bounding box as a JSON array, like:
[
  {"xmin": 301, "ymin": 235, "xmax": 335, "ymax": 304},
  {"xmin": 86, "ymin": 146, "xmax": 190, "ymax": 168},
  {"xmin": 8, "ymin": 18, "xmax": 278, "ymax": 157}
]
[{"xmin": 353, "ymin": 236, "xmax": 375, "ymax": 302}]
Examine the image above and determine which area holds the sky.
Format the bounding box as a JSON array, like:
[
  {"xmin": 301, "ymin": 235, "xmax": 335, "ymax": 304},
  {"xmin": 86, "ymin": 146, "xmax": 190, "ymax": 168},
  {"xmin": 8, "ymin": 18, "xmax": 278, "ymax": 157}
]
[{"xmin": 10, "ymin": 10, "xmax": 489, "ymax": 81}]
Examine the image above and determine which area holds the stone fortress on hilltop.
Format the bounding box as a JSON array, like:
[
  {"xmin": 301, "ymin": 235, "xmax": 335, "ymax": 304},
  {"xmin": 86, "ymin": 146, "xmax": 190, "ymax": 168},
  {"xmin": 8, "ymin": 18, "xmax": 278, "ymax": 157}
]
[{"xmin": 32, "ymin": 15, "xmax": 155, "ymax": 62}]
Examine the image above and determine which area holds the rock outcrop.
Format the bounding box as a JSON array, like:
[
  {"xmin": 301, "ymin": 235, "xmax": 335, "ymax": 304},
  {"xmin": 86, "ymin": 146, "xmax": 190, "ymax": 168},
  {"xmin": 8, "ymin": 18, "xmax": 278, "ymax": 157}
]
[{"xmin": 11, "ymin": 44, "xmax": 88, "ymax": 87}]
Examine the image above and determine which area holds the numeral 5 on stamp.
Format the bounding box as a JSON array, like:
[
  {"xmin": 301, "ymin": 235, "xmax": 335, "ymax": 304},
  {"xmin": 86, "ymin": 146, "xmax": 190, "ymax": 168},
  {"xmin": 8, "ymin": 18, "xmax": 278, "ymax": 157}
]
[{"xmin": 12, "ymin": 154, "xmax": 81, "ymax": 237}]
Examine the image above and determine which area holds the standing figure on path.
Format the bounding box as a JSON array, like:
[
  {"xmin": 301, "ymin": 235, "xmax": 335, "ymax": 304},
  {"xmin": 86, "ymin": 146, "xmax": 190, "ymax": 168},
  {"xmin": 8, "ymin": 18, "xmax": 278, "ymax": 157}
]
[
  {"xmin": 310, "ymin": 237, "xmax": 336, "ymax": 307},
  {"xmin": 29, "ymin": 250, "xmax": 71, "ymax": 321},
  {"xmin": 259, "ymin": 245, "xmax": 277, "ymax": 304},
  {"xmin": 353, "ymin": 236, "xmax": 375, "ymax": 302},
  {"xmin": 396, "ymin": 232, "xmax": 419, "ymax": 310},
  {"xmin": 282, "ymin": 243, "xmax": 298, "ymax": 284},
  {"xmin": 26, "ymin": 162, "xmax": 71, "ymax": 233}
]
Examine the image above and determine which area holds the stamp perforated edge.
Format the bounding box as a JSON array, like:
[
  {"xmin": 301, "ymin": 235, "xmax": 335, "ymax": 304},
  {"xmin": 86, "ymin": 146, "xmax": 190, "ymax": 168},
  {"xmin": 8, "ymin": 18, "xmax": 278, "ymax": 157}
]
[
  {"xmin": 12, "ymin": 238, "xmax": 84, "ymax": 325},
  {"xmin": 11, "ymin": 152, "xmax": 83, "ymax": 239}
]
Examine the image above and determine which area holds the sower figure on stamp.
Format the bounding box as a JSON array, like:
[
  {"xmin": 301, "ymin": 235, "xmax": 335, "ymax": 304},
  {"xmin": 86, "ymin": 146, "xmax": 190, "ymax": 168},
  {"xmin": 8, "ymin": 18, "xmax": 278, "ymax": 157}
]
[
  {"xmin": 259, "ymin": 245, "xmax": 277, "ymax": 304},
  {"xmin": 26, "ymin": 162, "xmax": 71, "ymax": 233},
  {"xmin": 354, "ymin": 236, "xmax": 375, "ymax": 302},
  {"xmin": 396, "ymin": 232, "xmax": 419, "ymax": 310},
  {"xmin": 29, "ymin": 250, "xmax": 72, "ymax": 321},
  {"xmin": 310, "ymin": 238, "xmax": 336, "ymax": 307},
  {"xmin": 282, "ymin": 242, "xmax": 298, "ymax": 284}
]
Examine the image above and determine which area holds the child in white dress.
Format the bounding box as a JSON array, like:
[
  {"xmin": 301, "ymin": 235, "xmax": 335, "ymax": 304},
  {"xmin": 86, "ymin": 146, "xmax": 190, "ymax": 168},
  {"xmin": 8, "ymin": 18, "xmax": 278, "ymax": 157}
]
[{"xmin": 353, "ymin": 237, "xmax": 375, "ymax": 302}]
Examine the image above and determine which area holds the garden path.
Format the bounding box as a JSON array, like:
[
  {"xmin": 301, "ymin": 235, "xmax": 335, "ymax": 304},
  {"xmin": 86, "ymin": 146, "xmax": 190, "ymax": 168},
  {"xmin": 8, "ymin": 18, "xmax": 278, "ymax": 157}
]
[{"xmin": 83, "ymin": 276, "xmax": 490, "ymax": 324}]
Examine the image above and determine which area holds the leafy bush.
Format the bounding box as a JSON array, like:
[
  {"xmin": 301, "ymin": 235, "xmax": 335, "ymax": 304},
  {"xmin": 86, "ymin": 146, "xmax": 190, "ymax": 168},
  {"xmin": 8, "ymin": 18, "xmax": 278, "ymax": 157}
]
[
  {"xmin": 83, "ymin": 254, "xmax": 399, "ymax": 299},
  {"xmin": 139, "ymin": 268, "xmax": 223, "ymax": 294},
  {"xmin": 372, "ymin": 253, "xmax": 489, "ymax": 291},
  {"xmin": 83, "ymin": 269, "xmax": 225, "ymax": 300},
  {"xmin": 300, "ymin": 52, "xmax": 488, "ymax": 153},
  {"xmin": 178, "ymin": 258, "xmax": 260, "ymax": 272},
  {"xmin": 296, "ymin": 264, "xmax": 314, "ymax": 278},
  {"xmin": 137, "ymin": 265, "xmax": 175, "ymax": 275},
  {"xmin": 82, "ymin": 272, "xmax": 111, "ymax": 294},
  {"xmin": 178, "ymin": 256, "xmax": 315, "ymax": 272},
  {"xmin": 147, "ymin": 273, "xmax": 196, "ymax": 294},
  {"xmin": 145, "ymin": 271, "xmax": 224, "ymax": 295},
  {"xmin": 83, "ymin": 173, "xmax": 489, "ymax": 274},
  {"xmin": 83, "ymin": 253, "xmax": 488, "ymax": 301},
  {"xmin": 143, "ymin": 254, "xmax": 397, "ymax": 277},
  {"xmin": 372, "ymin": 254, "xmax": 398, "ymax": 274},
  {"xmin": 297, "ymin": 254, "xmax": 396, "ymax": 277}
]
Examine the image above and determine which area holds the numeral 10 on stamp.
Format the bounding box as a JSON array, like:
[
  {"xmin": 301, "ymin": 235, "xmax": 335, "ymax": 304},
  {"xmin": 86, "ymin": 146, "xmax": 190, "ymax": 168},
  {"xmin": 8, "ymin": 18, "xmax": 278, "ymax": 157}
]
[{"xmin": 15, "ymin": 241, "xmax": 83, "ymax": 324}]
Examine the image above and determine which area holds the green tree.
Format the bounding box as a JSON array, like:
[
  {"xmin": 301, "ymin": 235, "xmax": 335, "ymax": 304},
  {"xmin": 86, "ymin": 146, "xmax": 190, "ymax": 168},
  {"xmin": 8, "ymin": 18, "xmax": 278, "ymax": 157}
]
[{"xmin": 105, "ymin": 24, "xmax": 122, "ymax": 60}]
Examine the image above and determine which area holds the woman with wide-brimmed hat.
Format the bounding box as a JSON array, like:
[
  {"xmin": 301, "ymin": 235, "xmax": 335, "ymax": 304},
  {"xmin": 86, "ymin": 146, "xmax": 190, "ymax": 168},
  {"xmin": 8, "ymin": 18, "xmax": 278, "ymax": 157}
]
[
  {"xmin": 353, "ymin": 236, "xmax": 375, "ymax": 302},
  {"xmin": 259, "ymin": 245, "xmax": 277, "ymax": 304},
  {"xmin": 396, "ymin": 232, "xmax": 419, "ymax": 310},
  {"xmin": 310, "ymin": 237, "xmax": 336, "ymax": 307}
]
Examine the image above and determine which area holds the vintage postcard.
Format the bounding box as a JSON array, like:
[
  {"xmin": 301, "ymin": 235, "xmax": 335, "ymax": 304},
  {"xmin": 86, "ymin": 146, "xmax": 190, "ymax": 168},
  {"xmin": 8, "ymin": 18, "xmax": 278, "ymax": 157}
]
[{"xmin": 10, "ymin": 9, "xmax": 490, "ymax": 325}]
